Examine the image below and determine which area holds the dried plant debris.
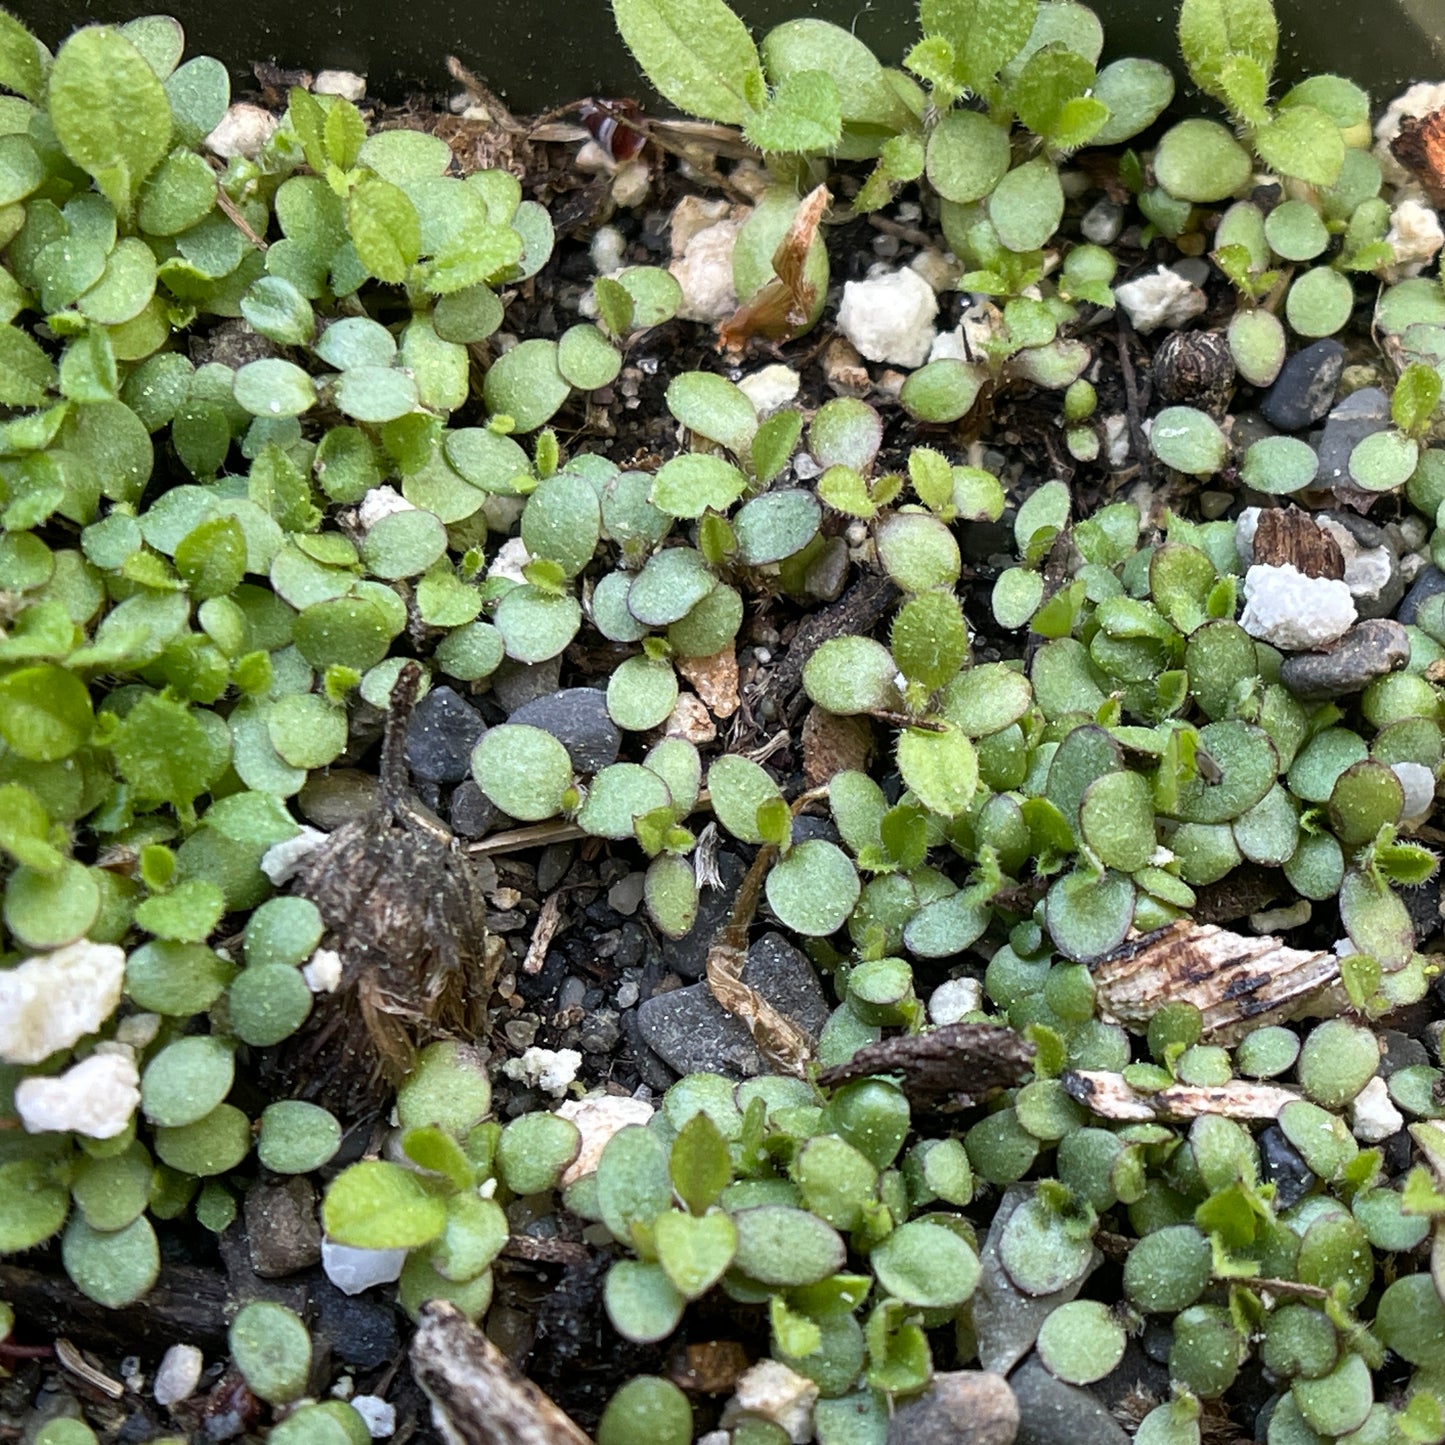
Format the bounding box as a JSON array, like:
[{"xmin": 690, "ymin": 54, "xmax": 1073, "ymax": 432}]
[
  {"xmin": 282, "ymin": 665, "xmax": 496, "ymax": 1118},
  {"xmin": 816, "ymin": 1023, "xmax": 1036, "ymax": 1111},
  {"xmin": 1091, "ymin": 923, "xmax": 1344, "ymax": 1044},
  {"xmin": 1064, "ymin": 1069, "xmax": 1300, "ymax": 1121},
  {"xmin": 411, "ymin": 1300, "xmax": 593, "ymax": 1445}
]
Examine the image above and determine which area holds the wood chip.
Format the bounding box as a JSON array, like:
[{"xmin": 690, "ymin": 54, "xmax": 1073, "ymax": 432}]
[
  {"xmin": 1064, "ymin": 1070, "xmax": 1300, "ymax": 1121},
  {"xmin": 1091, "ymin": 922, "xmax": 1343, "ymax": 1044},
  {"xmin": 1391, "ymin": 107, "xmax": 1445, "ymax": 207},
  {"xmin": 411, "ymin": 1300, "xmax": 593, "ymax": 1445},
  {"xmin": 677, "ymin": 648, "xmax": 740, "ymax": 718},
  {"xmin": 815, "ymin": 1023, "xmax": 1034, "ymax": 1111},
  {"xmin": 522, "ymin": 891, "xmax": 564, "ymax": 976},
  {"xmin": 1252, "ymin": 506, "xmax": 1345, "ymax": 579},
  {"xmin": 801, "ymin": 706, "xmax": 873, "ymax": 786}
]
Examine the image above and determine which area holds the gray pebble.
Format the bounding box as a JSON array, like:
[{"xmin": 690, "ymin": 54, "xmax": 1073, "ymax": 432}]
[
  {"xmin": 1011, "ymin": 1356, "xmax": 1130, "ymax": 1445},
  {"xmin": 1081, "ymin": 198, "xmax": 1122, "ymax": 245},
  {"xmin": 536, "ymin": 842, "xmax": 574, "ymax": 893},
  {"xmin": 449, "ymin": 780, "xmax": 502, "ymax": 839},
  {"xmin": 1259, "ymin": 339, "xmax": 1345, "ymax": 431},
  {"xmin": 405, "ymin": 685, "xmax": 486, "ymax": 784},
  {"xmin": 580, "ymin": 1008, "xmax": 622, "ymax": 1053},
  {"xmin": 1260, "ymin": 1124, "xmax": 1313, "ymax": 1209},
  {"xmin": 1397, "ymin": 565, "xmax": 1445, "ymax": 626},
  {"xmin": 661, "ymin": 850, "xmax": 747, "ymax": 979},
  {"xmin": 887, "ymin": 1371, "xmax": 1020, "ymax": 1445},
  {"xmin": 509, "ymin": 687, "xmax": 621, "ymax": 774},
  {"xmin": 974, "ymin": 1186, "xmax": 1096, "ymax": 1375},
  {"xmin": 491, "ymin": 657, "xmax": 562, "ymax": 713},
  {"xmin": 1317, "ymin": 387, "xmax": 1391, "ymax": 486},
  {"xmin": 297, "ymin": 768, "xmax": 377, "ymax": 829},
  {"xmin": 312, "ymin": 1283, "xmax": 401, "ymax": 1369},
  {"xmin": 1279, "ymin": 618, "xmax": 1410, "ymax": 701},
  {"xmin": 636, "ymin": 931, "xmax": 830, "ymax": 1077}
]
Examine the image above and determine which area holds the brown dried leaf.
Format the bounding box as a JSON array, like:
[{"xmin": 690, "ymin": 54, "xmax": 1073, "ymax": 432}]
[
  {"xmin": 705, "ymin": 844, "xmax": 813, "ymax": 1076},
  {"xmin": 815, "ymin": 1023, "xmax": 1034, "ymax": 1112},
  {"xmin": 801, "ymin": 706, "xmax": 873, "ymax": 786},
  {"xmin": 717, "ymin": 183, "xmax": 829, "ymax": 351},
  {"xmin": 1064, "ymin": 1069, "xmax": 1299, "ymax": 1121},
  {"xmin": 1091, "ymin": 922, "xmax": 1342, "ymax": 1044},
  {"xmin": 1252, "ymin": 507, "xmax": 1344, "ymax": 579},
  {"xmin": 676, "ymin": 648, "xmax": 739, "ymax": 717}
]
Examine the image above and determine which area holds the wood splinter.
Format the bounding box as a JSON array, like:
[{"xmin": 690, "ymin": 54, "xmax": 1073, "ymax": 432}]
[{"xmin": 411, "ymin": 1300, "xmax": 593, "ymax": 1445}]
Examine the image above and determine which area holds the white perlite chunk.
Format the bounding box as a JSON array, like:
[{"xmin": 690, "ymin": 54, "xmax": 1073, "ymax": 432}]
[
  {"xmin": 738, "ymin": 364, "xmax": 801, "ymax": 416},
  {"xmin": 154, "ymin": 1344, "xmax": 204, "ymax": 1408},
  {"xmin": 1349, "ymin": 1076, "xmax": 1404, "ymax": 1144},
  {"xmin": 721, "ymin": 1361, "xmax": 819, "ymax": 1444},
  {"xmin": 351, "ymin": 1396, "xmax": 397, "ymax": 1438},
  {"xmin": 670, "ymin": 220, "xmax": 743, "ymax": 323},
  {"xmin": 503, "ymin": 1047, "xmax": 583, "ymax": 1097},
  {"xmin": 358, "ymin": 486, "xmax": 415, "ymax": 529},
  {"xmin": 1114, "ymin": 265, "xmax": 1208, "ymax": 334},
  {"xmin": 929, "ymin": 977, "xmax": 984, "ymax": 1025},
  {"xmin": 836, "ymin": 267, "xmax": 938, "ymax": 367},
  {"xmin": 0, "ymin": 939, "xmax": 127, "ymax": 1064},
  {"xmin": 487, "ymin": 535, "xmax": 532, "ymax": 586},
  {"xmin": 15, "ymin": 1050, "xmax": 140, "ymax": 1138},
  {"xmin": 322, "ymin": 1239, "xmax": 409, "ymax": 1294},
  {"xmin": 206, "ymin": 103, "xmax": 279, "ymax": 159},
  {"xmin": 555, "ymin": 1093, "xmax": 655, "ymax": 1186},
  {"xmin": 303, "ymin": 948, "xmax": 344, "ymax": 994},
  {"xmin": 313, "ymin": 70, "xmax": 367, "ymax": 101},
  {"xmin": 590, "ymin": 224, "xmax": 626, "ymax": 276},
  {"xmin": 1394, "ymin": 761, "xmax": 1437, "ymax": 825},
  {"xmin": 1239, "ymin": 564, "xmax": 1357, "ymax": 651},
  {"xmin": 260, "ymin": 827, "xmax": 328, "ymax": 886},
  {"xmin": 1385, "ymin": 197, "xmax": 1445, "ymax": 280}
]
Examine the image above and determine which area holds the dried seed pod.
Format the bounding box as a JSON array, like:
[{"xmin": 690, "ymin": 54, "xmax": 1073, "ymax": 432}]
[
  {"xmin": 1091, "ymin": 922, "xmax": 1343, "ymax": 1044},
  {"xmin": 1152, "ymin": 329, "xmax": 1235, "ymax": 416},
  {"xmin": 1251, "ymin": 505, "xmax": 1345, "ymax": 579}
]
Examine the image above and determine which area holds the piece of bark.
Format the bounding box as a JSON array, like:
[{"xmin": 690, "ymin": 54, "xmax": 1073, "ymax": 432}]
[
  {"xmin": 1252, "ymin": 506, "xmax": 1345, "ymax": 579},
  {"xmin": 773, "ymin": 572, "xmax": 899, "ymax": 722},
  {"xmin": 0, "ymin": 1261, "xmax": 232, "ymax": 1352},
  {"xmin": 816, "ymin": 1023, "xmax": 1034, "ymax": 1111},
  {"xmin": 1064, "ymin": 1070, "xmax": 1301, "ymax": 1121},
  {"xmin": 1090, "ymin": 922, "xmax": 1343, "ymax": 1044},
  {"xmin": 411, "ymin": 1300, "xmax": 593, "ymax": 1445},
  {"xmin": 1392, "ymin": 108, "xmax": 1445, "ymax": 208}
]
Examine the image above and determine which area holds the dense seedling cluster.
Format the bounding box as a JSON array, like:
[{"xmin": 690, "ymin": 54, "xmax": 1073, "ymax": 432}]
[{"xmin": 4, "ymin": 0, "xmax": 1445, "ymax": 1439}]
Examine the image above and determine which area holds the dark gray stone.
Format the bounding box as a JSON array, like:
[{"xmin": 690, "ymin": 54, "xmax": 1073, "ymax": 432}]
[
  {"xmin": 509, "ymin": 688, "xmax": 621, "ymax": 774},
  {"xmin": 636, "ymin": 930, "xmax": 830, "ymax": 1077},
  {"xmin": 1398, "ymin": 565, "xmax": 1445, "ymax": 626},
  {"xmin": 311, "ymin": 1282, "xmax": 401, "ymax": 1369},
  {"xmin": 1279, "ymin": 618, "xmax": 1410, "ymax": 701},
  {"xmin": 974, "ymin": 1186, "xmax": 1097, "ymax": 1376},
  {"xmin": 1317, "ymin": 386, "xmax": 1391, "ymax": 486},
  {"xmin": 1259, "ymin": 339, "xmax": 1345, "ymax": 431},
  {"xmin": 661, "ymin": 849, "xmax": 747, "ymax": 979},
  {"xmin": 887, "ymin": 1372, "xmax": 1020, "ymax": 1445},
  {"xmin": 1260, "ymin": 1124, "xmax": 1313, "ymax": 1210},
  {"xmin": 491, "ymin": 657, "xmax": 562, "ymax": 713},
  {"xmin": 405, "ymin": 685, "xmax": 486, "ymax": 784},
  {"xmin": 1379, "ymin": 1028, "xmax": 1431, "ymax": 1077},
  {"xmin": 450, "ymin": 779, "xmax": 502, "ymax": 838},
  {"xmin": 1011, "ymin": 1356, "xmax": 1130, "ymax": 1445},
  {"xmin": 244, "ymin": 1178, "xmax": 321, "ymax": 1278}
]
